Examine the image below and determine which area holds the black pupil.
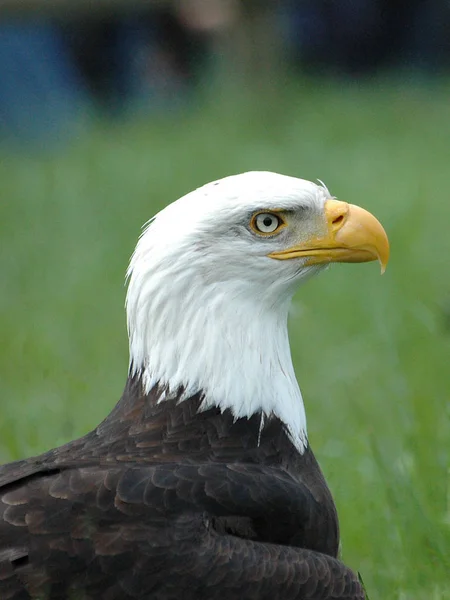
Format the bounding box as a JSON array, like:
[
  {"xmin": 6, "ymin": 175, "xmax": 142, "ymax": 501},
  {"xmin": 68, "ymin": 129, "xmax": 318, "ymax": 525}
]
[{"xmin": 263, "ymin": 216, "xmax": 273, "ymax": 228}]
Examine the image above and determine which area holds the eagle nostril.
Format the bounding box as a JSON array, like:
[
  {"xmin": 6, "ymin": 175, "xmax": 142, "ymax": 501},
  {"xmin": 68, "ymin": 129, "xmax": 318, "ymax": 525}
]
[{"xmin": 332, "ymin": 214, "xmax": 345, "ymax": 226}]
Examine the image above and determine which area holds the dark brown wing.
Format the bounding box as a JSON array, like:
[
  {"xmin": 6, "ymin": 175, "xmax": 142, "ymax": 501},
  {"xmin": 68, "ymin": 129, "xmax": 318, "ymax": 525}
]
[
  {"xmin": 0, "ymin": 458, "xmax": 55, "ymax": 489},
  {"xmin": 0, "ymin": 464, "xmax": 364, "ymax": 599},
  {"xmin": 168, "ymin": 524, "xmax": 365, "ymax": 600},
  {"xmin": 115, "ymin": 462, "xmax": 339, "ymax": 554}
]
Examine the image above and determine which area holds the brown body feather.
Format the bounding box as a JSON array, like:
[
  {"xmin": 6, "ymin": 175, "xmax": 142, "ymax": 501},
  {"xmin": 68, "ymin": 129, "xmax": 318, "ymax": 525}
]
[{"xmin": 0, "ymin": 375, "xmax": 364, "ymax": 599}]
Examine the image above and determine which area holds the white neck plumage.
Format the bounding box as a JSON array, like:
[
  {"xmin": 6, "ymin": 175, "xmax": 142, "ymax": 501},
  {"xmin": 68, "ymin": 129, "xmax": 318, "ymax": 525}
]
[{"xmin": 126, "ymin": 241, "xmax": 308, "ymax": 454}]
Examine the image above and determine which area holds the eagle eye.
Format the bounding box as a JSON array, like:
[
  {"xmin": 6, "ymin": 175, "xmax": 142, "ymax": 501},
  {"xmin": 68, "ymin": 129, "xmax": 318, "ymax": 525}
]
[{"xmin": 251, "ymin": 212, "xmax": 286, "ymax": 236}]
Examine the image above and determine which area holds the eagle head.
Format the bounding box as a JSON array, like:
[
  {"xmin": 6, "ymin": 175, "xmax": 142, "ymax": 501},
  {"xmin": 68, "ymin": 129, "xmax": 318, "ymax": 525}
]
[{"xmin": 126, "ymin": 172, "xmax": 389, "ymax": 452}]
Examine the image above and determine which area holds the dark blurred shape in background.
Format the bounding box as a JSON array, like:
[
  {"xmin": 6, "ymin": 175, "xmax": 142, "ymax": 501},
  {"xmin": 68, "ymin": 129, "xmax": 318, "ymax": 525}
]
[
  {"xmin": 0, "ymin": 0, "xmax": 449, "ymax": 148},
  {"xmin": 0, "ymin": 20, "xmax": 88, "ymax": 146},
  {"xmin": 283, "ymin": 0, "xmax": 450, "ymax": 74}
]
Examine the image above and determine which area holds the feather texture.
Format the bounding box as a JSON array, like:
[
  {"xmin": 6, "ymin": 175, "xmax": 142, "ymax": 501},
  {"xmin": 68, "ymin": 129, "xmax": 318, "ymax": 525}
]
[{"xmin": 0, "ymin": 377, "xmax": 363, "ymax": 599}]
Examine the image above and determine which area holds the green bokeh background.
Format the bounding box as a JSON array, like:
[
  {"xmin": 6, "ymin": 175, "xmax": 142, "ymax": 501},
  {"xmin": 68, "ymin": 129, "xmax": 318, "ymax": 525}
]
[{"xmin": 1, "ymin": 78, "xmax": 449, "ymax": 598}]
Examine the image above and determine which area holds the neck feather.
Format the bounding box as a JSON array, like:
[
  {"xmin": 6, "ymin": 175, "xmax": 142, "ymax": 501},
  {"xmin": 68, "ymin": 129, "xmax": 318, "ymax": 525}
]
[{"xmin": 126, "ymin": 262, "xmax": 307, "ymax": 453}]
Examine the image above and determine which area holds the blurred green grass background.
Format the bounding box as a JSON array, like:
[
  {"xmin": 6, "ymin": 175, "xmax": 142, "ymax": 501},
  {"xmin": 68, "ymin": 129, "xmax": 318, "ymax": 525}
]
[{"xmin": 1, "ymin": 78, "xmax": 449, "ymax": 598}]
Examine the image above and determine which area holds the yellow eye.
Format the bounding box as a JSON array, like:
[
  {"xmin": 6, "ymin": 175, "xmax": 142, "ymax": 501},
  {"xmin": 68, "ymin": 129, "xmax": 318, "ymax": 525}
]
[{"xmin": 251, "ymin": 212, "xmax": 286, "ymax": 235}]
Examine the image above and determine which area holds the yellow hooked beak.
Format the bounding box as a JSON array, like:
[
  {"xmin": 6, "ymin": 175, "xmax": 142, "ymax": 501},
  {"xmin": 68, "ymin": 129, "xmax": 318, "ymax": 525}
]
[{"xmin": 268, "ymin": 200, "xmax": 390, "ymax": 273}]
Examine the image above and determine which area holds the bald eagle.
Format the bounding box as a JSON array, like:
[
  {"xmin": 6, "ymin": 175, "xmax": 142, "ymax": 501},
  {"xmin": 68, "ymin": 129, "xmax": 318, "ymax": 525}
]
[{"xmin": 0, "ymin": 172, "xmax": 389, "ymax": 600}]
